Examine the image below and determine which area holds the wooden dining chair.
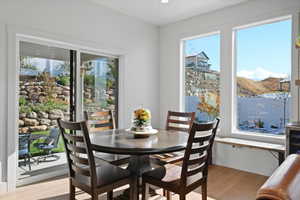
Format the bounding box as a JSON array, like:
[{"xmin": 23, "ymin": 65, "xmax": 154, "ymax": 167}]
[
  {"xmin": 83, "ymin": 110, "xmax": 116, "ymax": 132},
  {"xmin": 57, "ymin": 119, "xmax": 136, "ymax": 200},
  {"xmin": 152, "ymin": 111, "xmax": 195, "ymax": 164},
  {"xmin": 83, "ymin": 110, "xmax": 129, "ymax": 166},
  {"xmin": 142, "ymin": 118, "xmax": 220, "ymax": 200},
  {"xmin": 166, "ymin": 111, "xmax": 196, "ymax": 132}
]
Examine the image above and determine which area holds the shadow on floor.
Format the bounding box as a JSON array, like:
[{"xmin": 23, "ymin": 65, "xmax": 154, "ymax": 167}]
[
  {"xmin": 37, "ymin": 191, "xmax": 214, "ymax": 200},
  {"xmin": 37, "ymin": 191, "xmax": 130, "ymax": 200}
]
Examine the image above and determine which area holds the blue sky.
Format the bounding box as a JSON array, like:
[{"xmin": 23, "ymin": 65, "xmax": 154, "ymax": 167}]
[{"xmin": 185, "ymin": 19, "xmax": 292, "ymax": 80}]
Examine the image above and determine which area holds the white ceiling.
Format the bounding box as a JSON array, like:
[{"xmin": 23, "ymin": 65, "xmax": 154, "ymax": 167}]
[{"xmin": 90, "ymin": 0, "xmax": 250, "ymax": 26}]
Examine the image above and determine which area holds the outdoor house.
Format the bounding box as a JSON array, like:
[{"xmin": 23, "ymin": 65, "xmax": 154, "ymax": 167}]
[
  {"xmin": 0, "ymin": 0, "xmax": 300, "ymax": 200},
  {"xmin": 185, "ymin": 51, "xmax": 211, "ymax": 71}
]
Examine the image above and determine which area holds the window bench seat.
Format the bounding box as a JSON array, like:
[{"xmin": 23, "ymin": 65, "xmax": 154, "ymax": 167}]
[{"xmin": 214, "ymin": 137, "xmax": 286, "ymax": 165}]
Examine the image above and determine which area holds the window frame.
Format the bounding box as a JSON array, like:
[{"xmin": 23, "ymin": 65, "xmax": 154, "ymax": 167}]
[
  {"xmin": 180, "ymin": 31, "xmax": 221, "ymax": 120},
  {"xmin": 179, "ymin": 15, "xmax": 297, "ymax": 144},
  {"xmin": 231, "ymin": 15, "xmax": 293, "ymax": 143}
]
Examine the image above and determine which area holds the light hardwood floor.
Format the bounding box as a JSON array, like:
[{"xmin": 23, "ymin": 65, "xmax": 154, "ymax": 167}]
[{"xmin": 0, "ymin": 165, "xmax": 268, "ymax": 200}]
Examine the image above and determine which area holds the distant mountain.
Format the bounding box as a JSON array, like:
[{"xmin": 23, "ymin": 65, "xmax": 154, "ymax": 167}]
[
  {"xmin": 237, "ymin": 77, "xmax": 289, "ymax": 96},
  {"xmin": 260, "ymin": 77, "xmax": 289, "ymax": 92},
  {"xmin": 237, "ymin": 77, "xmax": 269, "ymax": 96},
  {"xmin": 185, "ymin": 68, "xmax": 289, "ymax": 97}
]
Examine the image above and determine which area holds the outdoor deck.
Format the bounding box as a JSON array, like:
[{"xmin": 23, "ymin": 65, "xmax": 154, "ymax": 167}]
[{"xmin": 17, "ymin": 152, "xmax": 67, "ymax": 186}]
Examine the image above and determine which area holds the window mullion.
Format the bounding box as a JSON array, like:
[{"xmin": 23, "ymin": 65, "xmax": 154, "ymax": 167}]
[{"xmin": 220, "ymin": 27, "xmax": 234, "ymax": 137}]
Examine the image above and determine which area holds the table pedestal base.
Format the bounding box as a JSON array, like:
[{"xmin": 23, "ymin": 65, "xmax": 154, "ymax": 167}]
[
  {"xmin": 118, "ymin": 155, "xmax": 160, "ymax": 200},
  {"xmin": 127, "ymin": 155, "xmax": 152, "ymax": 176}
]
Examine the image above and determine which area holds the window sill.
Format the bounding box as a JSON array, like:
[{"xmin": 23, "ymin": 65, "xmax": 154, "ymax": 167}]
[
  {"xmin": 215, "ymin": 136, "xmax": 285, "ymax": 153},
  {"xmin": 229, "ymin": 130, "xmax": 285, "ymax": 145}
]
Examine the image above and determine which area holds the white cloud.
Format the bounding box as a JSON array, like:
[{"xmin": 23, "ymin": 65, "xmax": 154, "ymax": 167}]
[{"xmin": 237, "ymin": 67, "xmax": 289, "ymax": 80}]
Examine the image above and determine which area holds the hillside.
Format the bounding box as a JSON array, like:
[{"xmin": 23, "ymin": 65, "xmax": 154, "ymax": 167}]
[
  {"xmin": 260, "ymin": 77, "xmax": 289, "ymax": 91},
  {"xmin": 237, "ymin": 77, "xmax": 269, "ymax": 96},
  {"xmin": 185, "ymin": 68, "xmax": 289, "ymax": 97},
  {"xmin": 237, "ymin": 77, "xmax": 289, "ymax": 96}
]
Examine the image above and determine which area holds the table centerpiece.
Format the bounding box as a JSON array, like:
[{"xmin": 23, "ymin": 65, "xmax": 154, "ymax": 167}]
[{"xmin": 128, "ymin": 108, "xmax": 158, "ymax": 137}]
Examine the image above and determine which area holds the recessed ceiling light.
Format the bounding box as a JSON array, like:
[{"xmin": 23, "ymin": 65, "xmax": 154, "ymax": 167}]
[{"xmin": 161, "ymin": 0, "xmax": 169, "ymax": 4}]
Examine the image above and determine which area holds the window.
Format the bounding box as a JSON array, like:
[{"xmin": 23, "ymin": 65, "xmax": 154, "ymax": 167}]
[
  {"xmin": 183, "ymin": 33, "xmax": 220, "ymax": 122},
  {"xmin": 235, "ymin": 18, "xmax": 292, "ymax": 135}
]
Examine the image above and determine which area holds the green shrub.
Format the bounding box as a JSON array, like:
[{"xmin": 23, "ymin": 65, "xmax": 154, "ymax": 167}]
[
  {"xmin": 32, "ymin": 99, "xmax": 68, "ymax": 113},
  {"xmin": 106, "ymin": 98, "xmax": 114, "ymax": 105},
  {"xmin": 107, "ymin": 80, "xmax": 115, "ymax": 90},
  {"xmin": 56, "ymin": 75, "xmax": 70, "ymax": 86},
  {"xmin": 84, "ymin": 74, "xmax": 95, "ymax": 87},
  {"xmin": 19, "ymin": 97, "xmax": 32, "ymax": 114},
  {"xmin": 19, "ymin": 96, "xmax": 27, "ymax": 106},
  {"xmin": 256, "ymin": 119, "xmax": 264, "ymax": 128},
  {"xmin": 19, "ymin": 105, "xmax": 32, "ymax": 114}
]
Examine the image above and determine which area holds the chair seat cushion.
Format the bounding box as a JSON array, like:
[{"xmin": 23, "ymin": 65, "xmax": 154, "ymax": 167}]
[
  {"xmin": 75, "ymin": 159, "xmax": 131, "ymax": 188},
  {"xmin": 35, "ymin": 143, "xmax": 55, "ymax": 150},
  {"xmin": 152, "ymin": 151, "xmax": 184, "ymax": 164},
  {"xmin": 143, "ymin": 164, "xmax": 202, "ymax": 190}
]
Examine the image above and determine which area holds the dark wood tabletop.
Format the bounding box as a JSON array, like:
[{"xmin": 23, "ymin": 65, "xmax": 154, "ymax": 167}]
[{"xmin": 89, "ymin": 129, "xmax": 189, "ymax": 155}]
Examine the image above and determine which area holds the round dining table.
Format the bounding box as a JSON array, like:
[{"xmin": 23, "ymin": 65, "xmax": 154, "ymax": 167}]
[{"xmin": 89, "ymin": 129, "xmax": 189, "ymax": 199}]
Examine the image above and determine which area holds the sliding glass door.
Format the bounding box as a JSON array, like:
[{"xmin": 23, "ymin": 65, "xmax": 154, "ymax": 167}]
[
  {"xmin": 17, "ymin": 41, "xmax": 119, "ymax": 185},
  {"xmin": 80, "ymin": 52, "xmax": 119, "ymax": 125},
  {"xmin": 18, "ymin": 41, "xmax": 76, "ymax": 185}
]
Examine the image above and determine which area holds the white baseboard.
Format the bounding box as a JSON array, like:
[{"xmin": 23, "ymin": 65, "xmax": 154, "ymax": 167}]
[{"xmin": 0, "ymin": 182, "xmax": 7, "ymax": 195}]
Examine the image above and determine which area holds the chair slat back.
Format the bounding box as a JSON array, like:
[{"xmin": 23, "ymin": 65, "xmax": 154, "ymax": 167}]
[
  {"xmin": 84, "ymin": 110, "xmax": 116, "ymax": 132},
  {"xmin": 19, "ymin": 133, "xmax": 31, "ymax": 154},
  {"xmin": 57, "ymin": 119, "xmax": 97, "ymax": 187},
  {"xmin": 181, "ymin": 118, "xmax": 220, "ymax": 187},
  {"xmin": 44, "ymin": 128, "xmax": 60, "ymax": 147},
  {"xmin": 166, "ymin": 111, "xmax": 195, "ymax": 133}
]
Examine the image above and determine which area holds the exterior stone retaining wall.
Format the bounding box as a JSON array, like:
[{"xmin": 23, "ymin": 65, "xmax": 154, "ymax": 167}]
[
  {"xmin": 18, "ymin": 79, "xmax": 116, "ymax": 133},
  {"xmin": 185, "ymin": 68, "xmax": 220, "ymax": 96},
  {"xmin": 19, "ymin": 80, "xmax": 71, "ymax": 133}
]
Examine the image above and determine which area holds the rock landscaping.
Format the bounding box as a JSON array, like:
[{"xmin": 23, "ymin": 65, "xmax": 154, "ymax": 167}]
[{"xmin": 19, "ymin": 80, "xmax": 70, "ymax": 133}]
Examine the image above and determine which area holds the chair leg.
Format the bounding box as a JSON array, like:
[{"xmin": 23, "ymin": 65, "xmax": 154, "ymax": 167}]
[
  {"xmin": 166, "ymin": 191, "xmax": 171, "ymax": 200},
  {"xmin": 179, "ymin": 195, "xmax": 186, "ymax": 200},
  {"xmin": 69, "ymin": 181, "xmax": 75, "ymax": 200},
  {"xmin": 107, "ymin": 191, "xmax": 113, "ymax": 200},
  {"xmin": 27, "ymin": 155, "xmax": 31, "ymax": 171},
  {"xmin": 91, "ymin": 192, "xmax": 98, "ymax": 200},
  {"xmin": 202, "ymin": 181, "xmax": 207, "ymax": 200},
  {"xmin": 142, "ymin": 180, "xmax": 149, "ymax": 200}
]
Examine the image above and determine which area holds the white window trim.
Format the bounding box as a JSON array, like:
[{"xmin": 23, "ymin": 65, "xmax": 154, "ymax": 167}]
[
  {"xmin": 180, "ymin": 31, "xmax": 221, "ymax": 120},
  {"xmin": 231, "ymin": 15, "xmax": 294, "ymax": 144}
]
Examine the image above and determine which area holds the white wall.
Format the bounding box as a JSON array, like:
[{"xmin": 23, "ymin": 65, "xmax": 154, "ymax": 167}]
[
  {"xmin": 160, "ymin": 0, "xmax": 300, "ymax": 176},
  {"xmin": 0, "ymin": 0, "xmax": 159, "ymax": 192},
  {"xmin": 212, "ymin": 143, "xmax": 279, "ymax": 176},
  {"xmin": 0, "ymin": 23, "xmax": 8, "ymax": 193}
]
